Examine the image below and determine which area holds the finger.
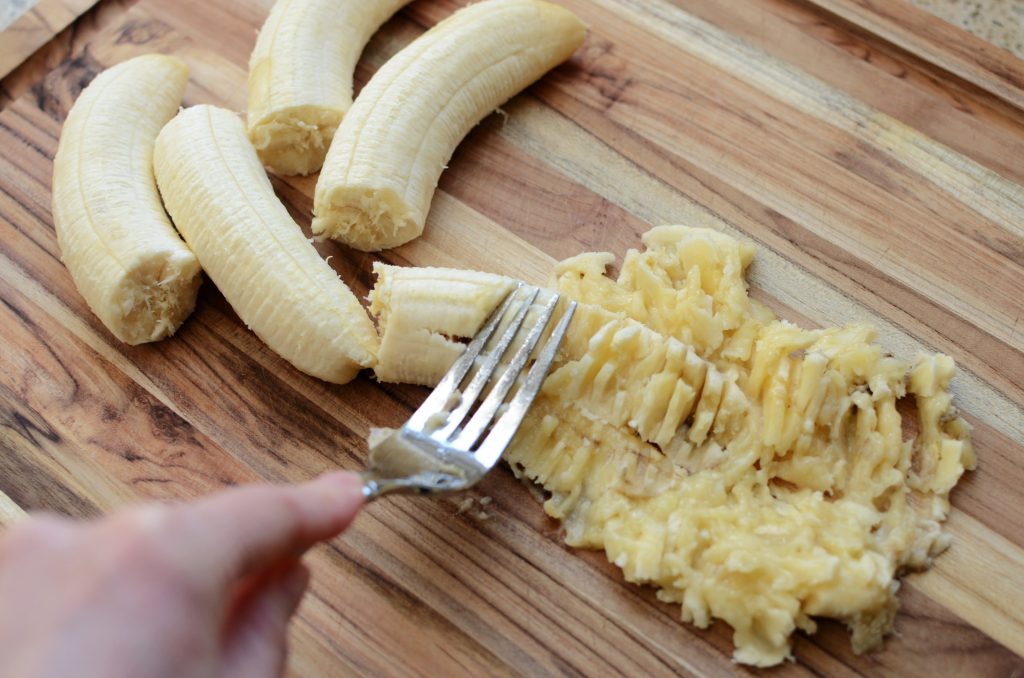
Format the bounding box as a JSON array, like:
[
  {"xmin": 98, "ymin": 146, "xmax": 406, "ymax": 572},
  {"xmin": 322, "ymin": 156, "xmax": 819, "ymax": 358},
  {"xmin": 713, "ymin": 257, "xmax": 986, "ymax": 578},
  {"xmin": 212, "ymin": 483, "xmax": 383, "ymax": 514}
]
[
  {"xmin": 223, "ymin": 561, "xmax": 310, "ymax": 678},
  {"xmin": 174, "ymin": 471, "xmax": 363, "ymax": 585}
]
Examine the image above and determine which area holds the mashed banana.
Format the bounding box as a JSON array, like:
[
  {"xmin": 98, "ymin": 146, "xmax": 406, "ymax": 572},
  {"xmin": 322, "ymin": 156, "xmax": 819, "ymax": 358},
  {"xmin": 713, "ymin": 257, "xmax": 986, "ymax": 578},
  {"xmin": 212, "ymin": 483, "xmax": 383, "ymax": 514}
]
[
  {"xmin": 370, "ymin": 226, "xmax": 975, "ymax": 666},
  {"xmin": 510, "ymin": 226, "xmax": 974, "ymax": 665}
]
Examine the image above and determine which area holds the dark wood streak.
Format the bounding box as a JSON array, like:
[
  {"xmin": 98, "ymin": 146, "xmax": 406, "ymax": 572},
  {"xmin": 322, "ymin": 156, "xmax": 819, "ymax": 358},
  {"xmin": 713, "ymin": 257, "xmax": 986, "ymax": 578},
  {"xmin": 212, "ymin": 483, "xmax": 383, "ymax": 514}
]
[{"xmin": 0, "ymin": 409, "xmax": 99, "ymax": 519}]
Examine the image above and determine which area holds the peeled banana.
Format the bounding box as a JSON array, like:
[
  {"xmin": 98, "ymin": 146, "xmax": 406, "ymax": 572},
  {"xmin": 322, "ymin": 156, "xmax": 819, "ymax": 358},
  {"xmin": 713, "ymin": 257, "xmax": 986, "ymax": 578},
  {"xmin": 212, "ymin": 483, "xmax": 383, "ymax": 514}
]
[
  {"xmin": 52, "ymin": 54, "xmax": 201, "ymax": 345},
  {"xmin": 248, "ymin": 0, "xmax": 410, "ymax": 176},
  {"xmin": 312, "ymin": 0, "xmax": 586, "ymax": 251},
  {"xmin": 154, "ymin": 105, "xmax": 379, "ymax": 384}
]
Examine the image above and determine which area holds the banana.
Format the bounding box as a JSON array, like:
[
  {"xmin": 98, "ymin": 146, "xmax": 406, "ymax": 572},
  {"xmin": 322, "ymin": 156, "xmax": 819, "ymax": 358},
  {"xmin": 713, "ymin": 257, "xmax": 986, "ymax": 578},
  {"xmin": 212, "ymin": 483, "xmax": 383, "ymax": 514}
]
[
  {"xmin": 369, "ymin": 263, "xmax": 515, "ymax": 385},
  {"xmin": 369, "ymin": 226, "xmax": 975, "ymax": 667},
  {"xmin": 248, "ymin": 0, "xmax": 411, "ymax": 177},
  {"xmin": 52, "ymin": 54, "xmax": 201, "ymax": 345},
  {"xmin": 313, "ymin": 0, "xmax": 586, "ymax": 251},
  {"xmin": 154, "ymin": 105, "xmax": 379, "ymax": 384}
]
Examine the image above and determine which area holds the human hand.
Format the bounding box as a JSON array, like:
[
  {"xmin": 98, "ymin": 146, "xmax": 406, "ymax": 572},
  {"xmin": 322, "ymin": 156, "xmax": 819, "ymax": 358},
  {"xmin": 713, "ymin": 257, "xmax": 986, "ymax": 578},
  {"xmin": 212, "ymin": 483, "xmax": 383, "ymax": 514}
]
[{"xmin": 0, "ymin": 472, "xmax": 365, "ymax": 678}]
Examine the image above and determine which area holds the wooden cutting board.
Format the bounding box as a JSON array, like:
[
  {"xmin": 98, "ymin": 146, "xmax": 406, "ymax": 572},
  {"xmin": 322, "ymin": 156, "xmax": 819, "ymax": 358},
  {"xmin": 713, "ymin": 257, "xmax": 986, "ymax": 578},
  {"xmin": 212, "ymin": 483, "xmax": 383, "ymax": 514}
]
[{"xmin": 1, "ymin": 0, "xmax": 1022, "ymax": 674}]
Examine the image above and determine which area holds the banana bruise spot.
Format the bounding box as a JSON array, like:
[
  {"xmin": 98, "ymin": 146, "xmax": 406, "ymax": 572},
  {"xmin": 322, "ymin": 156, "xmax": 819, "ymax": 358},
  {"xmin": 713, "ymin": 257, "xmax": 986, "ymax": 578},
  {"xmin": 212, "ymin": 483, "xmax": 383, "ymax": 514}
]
[
  {"xmin": 154, "ymin": 105, "xmax": 379, "ymax": 384},
  {"xmin": 312, "ymin": 0, "xmax": 587, "ymax": 252},
  {"xmin": 51, "ymin": 54, "xmax": 201, "ymax": 345}
]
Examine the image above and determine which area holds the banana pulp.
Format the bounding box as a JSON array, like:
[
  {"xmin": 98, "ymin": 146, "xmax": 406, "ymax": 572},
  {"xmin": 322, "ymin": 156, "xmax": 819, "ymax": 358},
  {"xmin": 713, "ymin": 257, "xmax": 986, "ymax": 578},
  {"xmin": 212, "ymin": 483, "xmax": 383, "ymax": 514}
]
[{"xmin": 369, "ymin": 226, "xmax": 974, "ymax": 666}]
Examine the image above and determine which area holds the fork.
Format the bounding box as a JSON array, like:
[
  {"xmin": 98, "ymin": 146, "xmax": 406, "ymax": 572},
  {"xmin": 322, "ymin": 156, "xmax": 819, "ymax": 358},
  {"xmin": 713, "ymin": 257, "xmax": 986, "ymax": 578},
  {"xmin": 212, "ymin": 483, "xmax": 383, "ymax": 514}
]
[{"xmin": 361, "ymin": 283, "xmax": 577, "ymax": 500}]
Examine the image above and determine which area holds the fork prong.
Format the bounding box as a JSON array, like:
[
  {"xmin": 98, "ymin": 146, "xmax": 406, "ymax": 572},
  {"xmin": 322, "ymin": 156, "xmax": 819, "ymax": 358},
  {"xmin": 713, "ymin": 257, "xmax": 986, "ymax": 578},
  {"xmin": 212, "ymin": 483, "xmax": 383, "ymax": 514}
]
[
  {"xmin": 452, "ymin": 293, "xmax": 563, "ymax": 451},
  {"xmin": 429, "ymin": 286, "xmax": 541, "ymax": 441},
  {"xmin": 406, "ymin": 282, "xmax": 522, "ymax": 432},
  {"xmin": 471, "ymin": 301, "xmax": 576, "ymax": 470}
]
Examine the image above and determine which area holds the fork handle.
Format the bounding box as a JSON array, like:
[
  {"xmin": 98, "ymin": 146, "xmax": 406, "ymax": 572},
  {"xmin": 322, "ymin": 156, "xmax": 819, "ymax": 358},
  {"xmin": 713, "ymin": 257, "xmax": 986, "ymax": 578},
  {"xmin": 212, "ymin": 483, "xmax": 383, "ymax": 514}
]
[
  {"xmin": 359, "ymin": 470, "xmax": 463, "ymax": 501},
  {"xmin": 359, "ymin": 472, "xmax": 396, "ymax": 501}
]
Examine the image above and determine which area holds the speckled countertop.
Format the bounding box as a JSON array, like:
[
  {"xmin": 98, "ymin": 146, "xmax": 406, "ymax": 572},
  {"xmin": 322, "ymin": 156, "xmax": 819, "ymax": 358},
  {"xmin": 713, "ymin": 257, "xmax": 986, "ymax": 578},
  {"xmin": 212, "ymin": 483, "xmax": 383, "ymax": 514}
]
[{"xmin": 910, "ymin": 0, "xmax": 1024, "ymax": 57}]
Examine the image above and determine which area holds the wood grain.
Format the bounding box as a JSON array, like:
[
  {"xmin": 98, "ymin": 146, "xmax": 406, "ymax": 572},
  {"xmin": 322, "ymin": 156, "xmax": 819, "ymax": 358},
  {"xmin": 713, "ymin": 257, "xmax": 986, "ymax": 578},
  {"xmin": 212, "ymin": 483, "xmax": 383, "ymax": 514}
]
[
  {"xmin": 803, "ymin": 0, "xmax": 1024, "ymax": 111},
  {"xmin": 0, "ymin": 0, "xmax": 1022, "ymax": 674},
  {"xmin": 0, "ymin": 0, "xmax": 100, "ymax": 78}
]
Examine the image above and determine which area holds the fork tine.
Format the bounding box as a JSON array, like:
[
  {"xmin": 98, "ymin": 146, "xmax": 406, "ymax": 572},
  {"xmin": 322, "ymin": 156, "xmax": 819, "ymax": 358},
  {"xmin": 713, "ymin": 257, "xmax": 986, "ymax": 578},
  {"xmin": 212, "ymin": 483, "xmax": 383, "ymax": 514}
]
[
  {"xmin": 429, "ymin": 286, "xmax": 541, "ymax": 441},
  {"xmin": 471, "ymin": 301, "xmax": 576, "ymax": 469},
  {"xmin": 452, "ymin": 293, "xmax": 563, "ymax": 451},
  {"xmin": 406, "ymin": 282, "xmax": 522, "ymax": 431}
]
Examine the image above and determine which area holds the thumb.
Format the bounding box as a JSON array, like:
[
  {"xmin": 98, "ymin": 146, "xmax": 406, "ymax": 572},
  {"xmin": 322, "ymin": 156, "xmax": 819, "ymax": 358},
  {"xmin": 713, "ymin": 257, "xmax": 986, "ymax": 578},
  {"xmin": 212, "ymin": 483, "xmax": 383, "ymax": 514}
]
[{"xmin": 223, "ymin": 561, "xmax": 310, "ymax": 678}]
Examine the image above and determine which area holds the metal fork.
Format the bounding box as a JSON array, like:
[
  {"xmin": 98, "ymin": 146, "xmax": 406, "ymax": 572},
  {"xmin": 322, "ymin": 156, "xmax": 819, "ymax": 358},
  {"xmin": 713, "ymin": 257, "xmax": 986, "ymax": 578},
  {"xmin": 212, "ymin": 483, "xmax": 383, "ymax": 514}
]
[{"xmin": 360, "ymin": 284, "xmax": 577, "ymax": 500}]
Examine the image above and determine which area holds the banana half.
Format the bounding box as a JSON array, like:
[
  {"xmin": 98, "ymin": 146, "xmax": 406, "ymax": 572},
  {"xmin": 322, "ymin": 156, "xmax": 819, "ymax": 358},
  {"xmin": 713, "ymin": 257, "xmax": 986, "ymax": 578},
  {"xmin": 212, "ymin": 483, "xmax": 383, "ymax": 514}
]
[
  {"xmin": 52, "ymin": 54, "xmax": 201, "ymax": 345},
  {"xmin": 312, "ymin": 0, "xmax": 586, "ymax": 252},
  {"xmin": 154, "ymin": 105, "xmax": 379, "ymax": 384},
  {"xmin": 369, "ymin": 263, "xmax": 516, "ymax": 385},
  {"xmin": 247, "ymin": 0, "xmax": 411, "ymax": 176}
]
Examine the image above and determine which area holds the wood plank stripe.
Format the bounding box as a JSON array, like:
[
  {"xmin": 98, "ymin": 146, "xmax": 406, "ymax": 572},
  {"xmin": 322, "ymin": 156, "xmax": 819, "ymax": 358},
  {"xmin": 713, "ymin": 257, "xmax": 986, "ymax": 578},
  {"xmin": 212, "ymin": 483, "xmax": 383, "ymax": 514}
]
[
  {"xmin": 802, "ymin": 0, "xmax": 1024, "ymax": 111},
  {"xmin": 909, "ymin": 510, "xmax": 1024, "ymax": 657},
  {"xmin": 592, "ymin": 0, "xmax": 1024, "ymax": 243}
]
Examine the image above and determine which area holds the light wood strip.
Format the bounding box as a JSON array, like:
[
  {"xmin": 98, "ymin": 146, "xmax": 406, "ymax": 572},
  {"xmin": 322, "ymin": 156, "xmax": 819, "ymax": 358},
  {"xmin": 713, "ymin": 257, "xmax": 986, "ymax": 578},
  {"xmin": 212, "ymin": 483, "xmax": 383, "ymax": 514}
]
[
  {"xmin": 403, "ymin": 191, "xmax": 554, "ymax": 284},
  {"xmin": 803, "ymin": 0, "xmax": 1024, "ymax": 111},
  {"xmin": 590, "ymin": 61, "xmax": 1024, "ymax": 349},
  {"xmin": 0, "ymin": 490, "xmax": 26, "ymax": 528}
]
